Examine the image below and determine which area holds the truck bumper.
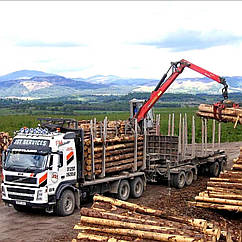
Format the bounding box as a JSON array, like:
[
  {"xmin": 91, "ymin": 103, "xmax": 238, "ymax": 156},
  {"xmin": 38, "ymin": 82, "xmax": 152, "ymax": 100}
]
[{"xmin": 2, "ymin": 198, "xmax": 51, "ymax": 209}]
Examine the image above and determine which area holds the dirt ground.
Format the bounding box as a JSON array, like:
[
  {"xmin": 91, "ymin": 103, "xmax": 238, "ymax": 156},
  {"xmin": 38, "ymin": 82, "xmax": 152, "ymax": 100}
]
[{"xmin": 0, "ymin": 141, "xmax": 241, "ymax": 242}]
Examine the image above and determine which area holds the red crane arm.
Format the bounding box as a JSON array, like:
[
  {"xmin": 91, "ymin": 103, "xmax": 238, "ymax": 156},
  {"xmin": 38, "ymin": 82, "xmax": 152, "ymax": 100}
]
[{"xmin": 135, "ymin": 59, "xmax": 228, "ymax": 123}]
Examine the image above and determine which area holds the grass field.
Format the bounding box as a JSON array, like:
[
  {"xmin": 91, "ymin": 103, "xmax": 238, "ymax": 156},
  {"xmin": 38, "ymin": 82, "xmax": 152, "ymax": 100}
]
[{"xmin": 0, "ymin": 107, "xmax": 241, "ymax": 143}]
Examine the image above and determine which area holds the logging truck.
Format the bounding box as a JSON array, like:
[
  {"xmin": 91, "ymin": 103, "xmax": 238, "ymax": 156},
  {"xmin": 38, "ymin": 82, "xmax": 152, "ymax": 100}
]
[
  {"xmin": 1, "ymin": 116, "xmax": 227, "ymax": 216},
  {"xmin": 1, "ymin": 119, "xmax": 146, "ymax": 216}
]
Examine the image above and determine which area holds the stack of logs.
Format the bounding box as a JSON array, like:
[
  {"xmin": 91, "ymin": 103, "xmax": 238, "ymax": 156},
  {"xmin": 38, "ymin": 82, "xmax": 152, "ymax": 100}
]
[
  {"xmin": 197, "ymin": 104, "xmax": 242, "ymax": 125},
  {"xmin": 0, "ymin": 132, "xmax": 12, "ymax": 168},
  {"xmin": 78, "ymin": 120, "xmax": 133, "ymax": 140},
  {"xmin": 192, "ymin": 147, "xmax": 242, "ymax": 212},
  {"xmin": 84, "ymin": 135, "xmax": 144, "ymax": 179},
  {"xmin": 73, "ymin": 194, "xmax": 225, "ymax": 242}
]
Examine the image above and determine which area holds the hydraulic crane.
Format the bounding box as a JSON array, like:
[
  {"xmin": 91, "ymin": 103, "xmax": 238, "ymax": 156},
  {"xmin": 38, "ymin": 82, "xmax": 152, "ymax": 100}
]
[{"xmin": 133, "ymin": 59, "xmax": 230, "ymax": 124}]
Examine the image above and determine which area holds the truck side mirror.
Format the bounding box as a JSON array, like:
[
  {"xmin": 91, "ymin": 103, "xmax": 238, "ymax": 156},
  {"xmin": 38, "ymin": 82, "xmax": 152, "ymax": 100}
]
[
  {"xmin": 58, "ymin": 153, "xmax": 63, "ymax": 168},
  {"xmin": 2, "ymin": 151, "xmax": 6, "ymax": 167}
]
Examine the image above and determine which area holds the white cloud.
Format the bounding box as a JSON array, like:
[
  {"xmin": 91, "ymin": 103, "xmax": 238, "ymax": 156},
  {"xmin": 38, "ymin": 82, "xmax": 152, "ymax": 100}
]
[{"xmin": 0, "ymin": 1, "xmax": 242, "ymax": 79}]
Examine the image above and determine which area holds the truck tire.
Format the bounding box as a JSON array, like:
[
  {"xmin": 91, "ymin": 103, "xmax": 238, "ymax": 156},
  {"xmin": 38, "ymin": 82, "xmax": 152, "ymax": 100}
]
[
  {"xmin": 209, "ymin": 161, "xmax": 220, "ymax": 177},
  {"xmin": 185, "ymin": 170, "xmax": 193, "ymax": 186},
  {"xmin": 172, "ymin": 171, "xmax": 186, "ymax": 189},
  {"xmin": 130, "ymin": 177, "xmax": 144, "ymax": 198},
  {"xmin": 56, "ymin": 189, "xmax": 75, "ymax": 216},
  {"xmin": 117, "ymin": 180, "xmax": 130, "ymax": 201}
]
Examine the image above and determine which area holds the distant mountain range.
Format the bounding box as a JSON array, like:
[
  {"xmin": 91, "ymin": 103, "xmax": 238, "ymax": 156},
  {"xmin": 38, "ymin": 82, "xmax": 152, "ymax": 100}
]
[{"xmin": 0, "ymin": 70, "xmax": 241, "ymax": 99}]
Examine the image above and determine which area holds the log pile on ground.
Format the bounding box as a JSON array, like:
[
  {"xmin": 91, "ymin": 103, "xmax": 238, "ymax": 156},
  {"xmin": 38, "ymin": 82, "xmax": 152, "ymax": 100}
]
[
  {"xmin": 191, "ymin": 147, "xmax": 242, "ymax": 213},
  {"xmin": 84, "ymin": 135, "xmax": 144, "ymax": 179},
  {"xmin": 78, "ymin": 120, "xmax": 133, "ymax": 139},
  {"xmin": 73, "ymin": 194, "xmax": 226, "ymax": 242},
  {"xmin": 197, "ymin": 103, "xmax": 242, "ymax": 124},
  {"xmin": 0, "ymin": 132, "xmax": 12, "ymax": 168}
]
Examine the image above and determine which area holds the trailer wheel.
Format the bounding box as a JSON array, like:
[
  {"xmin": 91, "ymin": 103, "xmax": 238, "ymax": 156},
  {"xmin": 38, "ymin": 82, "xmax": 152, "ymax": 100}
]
[
  {"xmin": 173, "ymin": 171, "xmax": 186, "ymax": 189},
  {"xmin": 117, "ymin": 180, "xmax": 130, "ymax": 201},
  {"xmin": 130, "ymin": 177, "xmax": 144, "ymax": 198},
  {"xmin": 209, "ymin": 161, "xmax": 220, "ymax": 177},
  {"xmin": 56, "ymin": 189, "xmax": 75, "ymax": 216},
  {"xmin": 185, "ymin": 170, "xmax": 194, "ymax": 186}
]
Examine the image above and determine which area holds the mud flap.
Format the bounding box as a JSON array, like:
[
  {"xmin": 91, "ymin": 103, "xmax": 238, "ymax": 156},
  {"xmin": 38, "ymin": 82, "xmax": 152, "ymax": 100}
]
[
  {"xmin": 109, "ymin": 180, "xmax": 121, "ymax": 194},
  {"xmin": 75, "ymin": 190, "xmax": 80, "ymax": 209}
]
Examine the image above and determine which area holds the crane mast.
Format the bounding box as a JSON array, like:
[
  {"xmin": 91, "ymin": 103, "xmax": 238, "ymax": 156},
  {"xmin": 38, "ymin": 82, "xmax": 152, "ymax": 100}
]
[{"xmin": 134, "ymin": 59, "xmax": 229, "ymax": 123}]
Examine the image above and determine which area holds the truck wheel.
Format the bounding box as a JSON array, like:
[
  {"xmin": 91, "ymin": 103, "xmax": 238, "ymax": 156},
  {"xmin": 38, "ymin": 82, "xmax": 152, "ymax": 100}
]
[
  {"xmin": 185, "ymin": 170, "xmax": 193, "ymax": 186},
  {"xmin": 173, "ymin": 171, "xmax": 186, "ymax": 189},
  {"xmin": 209, "ymin": 161, "xmax": 220, "ymax": 177},
  {"xmin": 56, "ymin": 190, "xmax": 75, "ymax": 216},
  {"xmin": 117, "ymin": 180, "xmax": 130, "ymax": 201},
  {"xmin": 130, "ymin": 177, "xmax": 144, "ymax": 198}
]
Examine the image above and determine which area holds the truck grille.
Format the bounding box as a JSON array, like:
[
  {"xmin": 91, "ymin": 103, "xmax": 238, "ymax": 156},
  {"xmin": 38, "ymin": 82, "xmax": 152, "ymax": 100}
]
[
  {"xmin": 7, "ymin": 187, "xmax": 35, "ymax": 194},
  {"xmin": 8, "ymin": 194, "xmax": 34, "ymax": 201},
  {"xmin": 5, "ymin": 175, "xmax": 37, "ymax": 185},
  {"xmin": 7, "ymin": 187, "xmax": 35, "ymax": 201}
]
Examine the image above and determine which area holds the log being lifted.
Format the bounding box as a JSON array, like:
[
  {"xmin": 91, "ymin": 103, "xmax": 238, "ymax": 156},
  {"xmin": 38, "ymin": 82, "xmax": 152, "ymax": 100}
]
[{"xmin": 197, "ymin": 103, "xmax": 242, "ymax": 124}]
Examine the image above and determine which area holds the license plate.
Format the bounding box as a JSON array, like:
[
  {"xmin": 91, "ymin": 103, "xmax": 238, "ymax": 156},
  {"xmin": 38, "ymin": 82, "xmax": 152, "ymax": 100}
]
[{"xmin": 16, "ymin": 201, "xmax": 26, "ymax": 205}]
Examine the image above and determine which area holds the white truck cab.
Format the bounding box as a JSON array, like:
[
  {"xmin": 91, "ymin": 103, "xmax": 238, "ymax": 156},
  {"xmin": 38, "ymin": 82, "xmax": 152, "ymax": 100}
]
[{"xmin": 1, "ymin": 127, "xmax": 81, "ymax": 216}]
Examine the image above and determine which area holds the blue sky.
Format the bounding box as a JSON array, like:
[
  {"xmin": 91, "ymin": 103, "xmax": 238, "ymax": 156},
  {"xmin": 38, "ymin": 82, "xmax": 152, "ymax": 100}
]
[{"xmin": 0, "ymin": 1, "xmax": 242, "ymax": 79}]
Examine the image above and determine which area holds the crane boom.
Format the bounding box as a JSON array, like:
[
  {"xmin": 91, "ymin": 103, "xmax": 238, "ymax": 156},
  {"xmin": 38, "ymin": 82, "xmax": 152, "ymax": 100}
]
[{"xmin": 134, "ymin": 59, "xmax": 228, "ymax": 123}]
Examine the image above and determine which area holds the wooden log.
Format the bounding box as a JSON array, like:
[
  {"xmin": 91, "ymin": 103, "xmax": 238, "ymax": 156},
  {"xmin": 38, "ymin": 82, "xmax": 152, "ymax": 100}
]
[
  {"xmin": 76, "ymin": 232, "xmax": 129, "ymax": 242},
  {"xmin": 80, "ymin": 207, "xmax": 220, "ymax": 239},
  {"xmin": 90, "ymin": 142, "xmax": 143, "ymax": 153},
  {"xmin": 85, "ymin": 157, "xmax": 143, "ymax": 172},
  {"xmin": 90, "ymin": 135, "xmax": 144, "ymax": 145},
  {"xmin": 210, "ymin": 177, "xmax": 242, "ymax": 183},
  {"xmin": 195, "ymin": 196, "xmax": 242, "ymax": 206},
  {"xmin": 220, "ymin": 171, "xmax": 242, "ymax": 179},
  {"xmin": 103, "ymin": 161, "xmax": 143, "ymax": 174},
  {"xmin": 233, "ymin": 164, "xmax": 242, "ymax": 171},
  {"xmin": 196, "ymin": 111, "xmax": 242, "ymax": 123},
  {"xmin": 93, "ymin": 195, "xmax": 208, "ymax": 230},
  {"xmin": 207, "ymin": 186, "xmax": 242, "ymax": 195},
  {"xmin": 87, "ymin": 146, "xmax": 144, "ymax": 159},
  {"xmin": 85, "ymin": 152, "xmax": 143, "ymax": 165},
  {"xmin": 198, "ymin": 104, "xmax": 242, "ymax": 117},
  {"xmin": 206, "ymin": 192, "xmax": 242, "ymax": 200},
  {"xmin": 190, "ymin": 201, "xmax": 242, "ymax": 212},
  {"xmin": 75, "ymin": 224, "xmax": 206, "ymax": 242},
  {"xmin": 207, "ymin": 181, "xmax": 242, "ymax": 190},
  {"xmin": 86, "ymin": 161, "xmax": 144, "ymax": 175}
]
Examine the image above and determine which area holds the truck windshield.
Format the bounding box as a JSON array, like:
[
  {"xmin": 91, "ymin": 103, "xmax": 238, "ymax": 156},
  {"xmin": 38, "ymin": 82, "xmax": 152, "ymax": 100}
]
[{"xmin": 4, "ymin": 151, "xmax": 48, "ymax": 172}]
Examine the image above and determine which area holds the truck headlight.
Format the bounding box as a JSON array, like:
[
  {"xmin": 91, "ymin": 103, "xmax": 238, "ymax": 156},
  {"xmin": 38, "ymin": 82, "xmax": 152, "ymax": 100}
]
[
  {"xmin": 51, "ymin": 172, "xmax": 58, "ymax": 183},
  {"xmin": 37, "ymin": 190, "xmax": 43, "ymax": 200}
]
